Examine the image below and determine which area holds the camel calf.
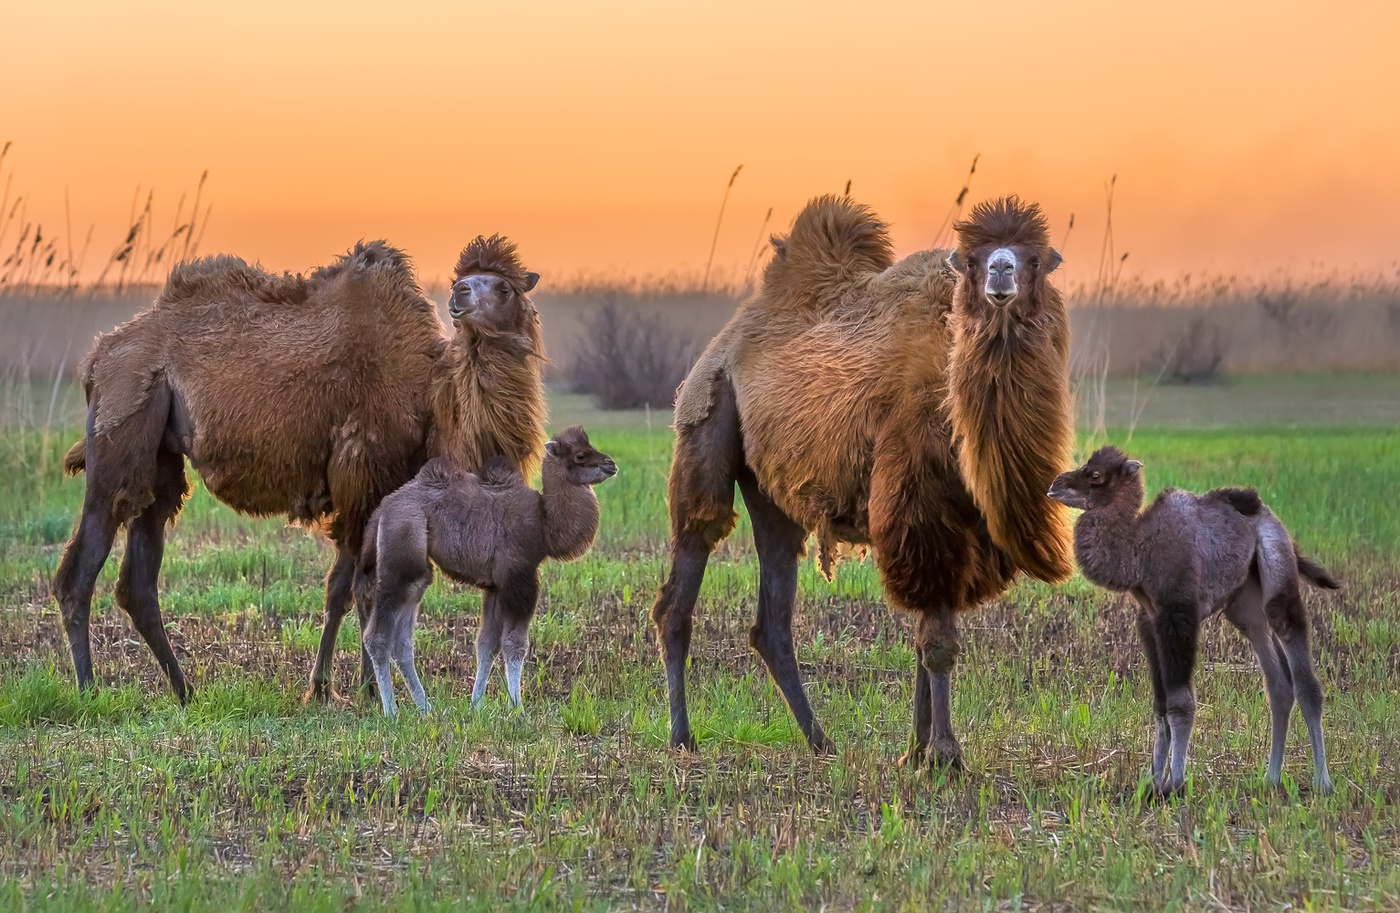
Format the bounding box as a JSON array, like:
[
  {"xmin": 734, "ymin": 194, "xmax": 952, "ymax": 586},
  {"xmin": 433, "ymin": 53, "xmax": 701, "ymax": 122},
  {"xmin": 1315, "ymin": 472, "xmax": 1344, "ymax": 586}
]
[
  {"xmin": 358, "ymin": 427, "xmax": 616, "ymax": 716},
  {"xmin": 1048, "ymin": 446, "xmax": 1338, "ymax": 794}
]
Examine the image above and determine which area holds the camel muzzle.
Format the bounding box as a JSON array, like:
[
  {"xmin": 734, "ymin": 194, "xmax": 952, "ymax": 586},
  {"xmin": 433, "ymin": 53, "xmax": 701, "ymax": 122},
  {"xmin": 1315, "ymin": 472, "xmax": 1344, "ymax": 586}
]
[{"xmin": 1046, "ymin": 476, "xmax": 1084, "ymax": 509}]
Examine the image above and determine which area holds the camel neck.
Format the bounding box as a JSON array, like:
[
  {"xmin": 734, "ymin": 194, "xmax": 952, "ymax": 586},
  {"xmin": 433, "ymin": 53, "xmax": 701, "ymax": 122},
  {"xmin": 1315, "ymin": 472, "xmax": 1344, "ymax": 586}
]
[
  {"xmin": 1074, "ymin": 487, "xmax": 1144, "ymax": 591},
  {"xmin": 945, "ymin": 284, "xmax": 1074, "ymax": 583},
  {"xmin": 432, "ymin": 325, "xmax": 546, "ymax": 478},
  {"xmin": 541, "ymin": 461, "xmax": 601, "ymax": 562}
]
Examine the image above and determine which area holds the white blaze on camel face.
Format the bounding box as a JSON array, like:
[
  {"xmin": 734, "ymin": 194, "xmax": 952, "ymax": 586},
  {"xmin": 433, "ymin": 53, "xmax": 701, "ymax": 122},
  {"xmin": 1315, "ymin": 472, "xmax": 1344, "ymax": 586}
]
[{"xmin": 984, "ymin": 247, "xmax": 1018, "ymax": 307}]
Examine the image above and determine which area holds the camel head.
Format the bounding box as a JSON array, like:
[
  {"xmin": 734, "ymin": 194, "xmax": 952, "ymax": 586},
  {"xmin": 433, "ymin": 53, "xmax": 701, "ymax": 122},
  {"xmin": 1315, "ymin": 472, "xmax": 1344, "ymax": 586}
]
[
  {"xmin": 948, "ymin": 196, "xmax": 1062, "ymax": 320},
  {"xmin": 544, "ymin": 426, "xmax": 618, "ymax": 486},
  {"xmin": 450, "ymin": 234, "xmax": 541, "ymax": 336},
  {"xmin": 1047, "ymin": 445, "xmax": 1142, "ymax": 511}
]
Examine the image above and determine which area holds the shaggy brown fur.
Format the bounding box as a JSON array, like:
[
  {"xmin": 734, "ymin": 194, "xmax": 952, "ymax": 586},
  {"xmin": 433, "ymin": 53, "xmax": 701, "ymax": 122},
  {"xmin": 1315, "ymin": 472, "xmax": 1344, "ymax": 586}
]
[
  {"xmin": 359, "ymin": 427, "xmax": 616, "ymax": 716},
  {"xmin": 653, "ymin": 194, "xmax": 1073, "ymax": 766},
  {"xmin": 56, "ymin": 237, "xmax": 547, "ymax": 704},
  {"xmin": 1049, "ymin": 447, "xmax": 1338, "ymax": 794}
]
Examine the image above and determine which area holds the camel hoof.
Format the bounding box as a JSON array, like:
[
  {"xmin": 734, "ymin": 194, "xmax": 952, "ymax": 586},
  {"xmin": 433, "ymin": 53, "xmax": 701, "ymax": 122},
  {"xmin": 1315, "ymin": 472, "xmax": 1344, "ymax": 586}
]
[
  {"xmin": 670, "ymin": 734, "xmax": 700, "ymax": 752},
  {"xmin": 1314, "ymin": 776, "xmax": 1334, "ymax": 796},
  {"xmin": 924, "ymin": 740, "xmax": 965, "ymax": 775},
  {"xmin": 809, "ymin": 733, "xmax": 836, "ymax": 757},
  {"xmin": 1152, "ymin": 778, "xmax": 1185, "ymax": 799},
  {"xmin": 303, "ymin": 682, "xmax": 338, "ymax": 705},
  {"xmin": 898, "ymin": 744, "xmax": 927, "ymax": 770}
]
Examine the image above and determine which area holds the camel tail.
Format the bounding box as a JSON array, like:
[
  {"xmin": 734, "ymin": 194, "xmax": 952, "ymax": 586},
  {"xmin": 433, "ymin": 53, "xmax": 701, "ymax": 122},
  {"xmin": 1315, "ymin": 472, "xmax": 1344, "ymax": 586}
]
[
  {"xmin": 1297, "ymin": 554, "xmax": 1341, "ymax": 590},
  {"xmin": 63, "ymin": 438, "xmax": 87, "ymax": 476}
]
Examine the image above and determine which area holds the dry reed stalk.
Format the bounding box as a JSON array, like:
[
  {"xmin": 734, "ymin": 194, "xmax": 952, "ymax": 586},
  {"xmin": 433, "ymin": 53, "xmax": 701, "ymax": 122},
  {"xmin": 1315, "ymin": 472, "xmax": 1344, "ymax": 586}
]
[
  {"xmin": 932, "ymin": 153, "xmax": 979, "ymax": 249},
  {"xmin": 702, "ymin": 164, "xmax": 743, "ymax": 292},
  {"xmin": 743, "ymin": 206, "xmax": 774, "ymax": 291}
]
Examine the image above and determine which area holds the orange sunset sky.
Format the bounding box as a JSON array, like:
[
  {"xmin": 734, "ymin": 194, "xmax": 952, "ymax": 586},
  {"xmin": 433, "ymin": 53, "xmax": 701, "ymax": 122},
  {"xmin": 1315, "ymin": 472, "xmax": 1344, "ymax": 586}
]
[{"xmin": 4, "ymin": 0, "xmax": 1400, "ymax": 285}]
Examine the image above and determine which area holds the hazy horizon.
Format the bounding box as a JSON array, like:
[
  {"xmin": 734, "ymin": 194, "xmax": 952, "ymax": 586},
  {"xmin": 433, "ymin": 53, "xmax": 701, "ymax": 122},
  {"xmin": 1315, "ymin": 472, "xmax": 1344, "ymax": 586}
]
[{"xmin": 5, "ymin": 0, "xmax": 1399, "ymax": 286}]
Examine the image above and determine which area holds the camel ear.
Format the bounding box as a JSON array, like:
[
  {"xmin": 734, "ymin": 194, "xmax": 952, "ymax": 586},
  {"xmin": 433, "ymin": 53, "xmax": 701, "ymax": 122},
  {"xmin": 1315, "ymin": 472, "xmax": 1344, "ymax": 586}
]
[
  {"xmin": 521, "ymin": 271, "xmax": 540, "ymax": 293},
  {"xmin": 1044, "ymin": 249, "xmax": 1063, "ymax": 273},
  {"xmin": 770, "ymin": 236, "xmax": 787, "ymax": 260},
  {"xmin": 1124, "ymin": 459, "xmax": 1142, "ymax": 476},
  {"xmin": 545, "ymin": 440, "xmax": 561, "ymax": 458},
  {"xmin": 947, "ymin": 250, "xmax": 966, "ymax": 275}
]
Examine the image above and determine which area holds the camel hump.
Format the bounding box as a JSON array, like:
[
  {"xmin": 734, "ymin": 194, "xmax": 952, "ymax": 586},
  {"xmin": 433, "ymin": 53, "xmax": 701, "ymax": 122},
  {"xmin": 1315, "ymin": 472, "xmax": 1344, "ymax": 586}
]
[
  {"xmin": 479, "ymin": 455, "xmax": 526, "ymax": 487},
  {"xmin": 319, "ymin": 240, "xmax": 418, "ymax": 288},
  {"xmin": 1212, "ymin": 486, "xmax": 1264, "ymax": 517},
  {"xmin": 163, "ymin": 254, "xmax": 307, "ymax": 305},
  {"xmin": 762, "ymin": 194, "xmax": 895, "ymax": 308},
  {"xmin": 418, "ymin": 457, "xmax": 469, "ymax": 490}
]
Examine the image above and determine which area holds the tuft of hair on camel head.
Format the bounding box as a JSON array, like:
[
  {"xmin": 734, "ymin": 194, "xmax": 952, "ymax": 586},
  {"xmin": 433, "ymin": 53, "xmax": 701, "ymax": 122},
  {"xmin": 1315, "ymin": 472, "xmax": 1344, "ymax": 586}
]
[
  {"xmin": 543, "ymin": 425, "xmax": 618, "ymax": 484},
  {"xmin": 947, "ymin": 195, "xmax": 1063, "ymax": 311},
  {"xmin": 453, "ymin": 234, "xmax": 540, "ymax": 295},
  {"xmin": 1046, "ymin": 445, "xmax": 1143, "ymax": 511},
  {"xmin": 448, "ymin": 233, "xmax": 542, "ymax": 329}
]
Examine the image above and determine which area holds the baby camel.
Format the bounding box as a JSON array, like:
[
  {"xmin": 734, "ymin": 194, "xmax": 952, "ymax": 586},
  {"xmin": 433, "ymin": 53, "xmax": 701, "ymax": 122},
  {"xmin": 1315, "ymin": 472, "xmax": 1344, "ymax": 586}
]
[
  {"xmin": 358, "ymin": 426, "xmax": 617, "ymax": 716},
  {"xmin": 1048, "ymin": 446, "xmax": 1338, "ymax": 794}
]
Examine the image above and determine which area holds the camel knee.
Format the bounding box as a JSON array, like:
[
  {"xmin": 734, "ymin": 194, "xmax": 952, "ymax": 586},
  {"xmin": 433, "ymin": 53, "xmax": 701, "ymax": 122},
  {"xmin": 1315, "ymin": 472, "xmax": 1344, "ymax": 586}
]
[
  {"xmin": 651, "ymin": 537, "xmax": 708, "ymax": 631},
  {"xmin": 920, "ymin": 640, "xmax": 960, "ymax": 675},
  {"xmin": 1165, "ymin": 687, "xmax": 1196, "ymax": 725},
  {"xmin": 364, "ymin": 623, "xmax": 395, "ymax": 664},
  {"xmin": 915, "ymin": 613, "xmax": 962, "ymax": 675},
  {"xmin": 747, "ymin": 622, "xmax": 789, "ymax": 662},
  {"xmin": 113, "ymin": 574, "xmax": 134, "ymax": 611},
  {"xmin": 502, "ymin": 624, "xmax": 529, "ymax": 662}
]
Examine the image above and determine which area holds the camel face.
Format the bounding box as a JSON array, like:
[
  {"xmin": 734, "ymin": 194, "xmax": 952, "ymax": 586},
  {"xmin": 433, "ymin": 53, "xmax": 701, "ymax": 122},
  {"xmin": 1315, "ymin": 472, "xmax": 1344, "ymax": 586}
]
[
  {"xmin": 950, "ymin": 241, "xmax": 1062, "ymax": 315},
  {"xmin": 1047, "ymin": 445, "xmax": 1141, "ymax": 511},
  {"xmin": 545, "ymin": 426, "xmax": 618, "ymax": 487},
  {"xmin": 449, "ymin": 271, "xmax": 537, "ymax": 333},
  {"xmin": 984, "ymin": 248, "xmax": 1018, "ymax": 307}
]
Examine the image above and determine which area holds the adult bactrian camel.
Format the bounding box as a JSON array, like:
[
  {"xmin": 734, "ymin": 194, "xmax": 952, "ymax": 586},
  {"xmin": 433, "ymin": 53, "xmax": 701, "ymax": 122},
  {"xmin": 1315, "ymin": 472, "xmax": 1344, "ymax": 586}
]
[
  {"xmin": 56, "ymin": 236, "xmax": 547, "ymax": 703},
  {"xmin": 652, "ymin": 195, "xmax": 1073, "ymax": 767}
]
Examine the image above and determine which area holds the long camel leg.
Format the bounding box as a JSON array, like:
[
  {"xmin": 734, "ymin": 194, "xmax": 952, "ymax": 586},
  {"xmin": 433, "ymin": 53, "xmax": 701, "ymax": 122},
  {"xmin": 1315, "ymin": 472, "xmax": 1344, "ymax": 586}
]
[
  {"xmin": 916, "ymin": 609, "xmax": 964, "ymax": 770},
  {"xmin": 653, "ymin": 533, "xmax": 712, "ymax": 750},
  {"xmin": 650, "ymin": 373, "xmax": 742, "ymax": 751},
  {"xmin": 497, "ymin": 570, "xmax": 540, "ymax": 709},
  {"xmin": 113, "ymin": 448, "xmax": 192, "ymax": 703},
  {"xmin": 390, "ymin": 585, "xmax": 431, "ymax": 714},
  {"xmin": 899, "ymin": 650, "xmax": 933, "ymax": 769},
  {"xmin": 737, "ymin": 470, "xmax": 829, "ymax": 753},
  {"xmin": 1153, "ymin": 603, "xmax": 1201, "ymax": 794},
  {"xmin": 1224, "ymin": 581, "xmax": 1295, "ymax": 786},
  {"xmin": 1273, "ymin": 605, "xmax": 1332, "ymax": 793},
  {"xmin": 352, "ymin": 564, "xmax": 377, "ymax": 698},
  {"xmin": 1134, "ymin": 603, "xmax": 1172, "ymax": 783},
  {"xmin": 54, "ymin": 495, "xmax": 120, "ymax": 695},
  {"xmin": 305, "ymin": 545, "xmax": 358, "ymax": 703},
  {"xmin": 473, "ymin": 590, "xmax": 505, "ymax": 705},
  {"xmin": 364, "ymin": 602, "xmax": 400, "ymax": 718},
  {"xmin": 54, "ymin": 389, "xmax": 167, "ymax": 695}
]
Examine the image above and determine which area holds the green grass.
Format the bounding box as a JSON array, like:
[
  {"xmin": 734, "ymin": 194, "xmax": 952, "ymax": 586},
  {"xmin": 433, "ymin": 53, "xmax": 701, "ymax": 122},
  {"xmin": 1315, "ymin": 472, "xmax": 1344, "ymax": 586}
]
[{"xmin": 1, "ymin": 384, "xmax": 1398, "ymax": 910}]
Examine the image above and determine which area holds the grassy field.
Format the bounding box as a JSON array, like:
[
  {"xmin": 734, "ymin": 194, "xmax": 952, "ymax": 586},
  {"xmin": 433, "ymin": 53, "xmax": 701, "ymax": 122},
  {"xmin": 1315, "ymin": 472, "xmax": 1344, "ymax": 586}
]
[{"xmin": 1, "ymin": 382, "xmax": 1398, "ymax": 910}]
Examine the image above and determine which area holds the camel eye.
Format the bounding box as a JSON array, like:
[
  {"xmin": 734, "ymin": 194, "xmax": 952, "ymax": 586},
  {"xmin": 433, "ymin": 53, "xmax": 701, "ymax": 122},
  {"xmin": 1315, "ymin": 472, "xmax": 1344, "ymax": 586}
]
[{"xmin": 1089, "ymin": 471, "xmax": 1102, "ymax": 483}]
